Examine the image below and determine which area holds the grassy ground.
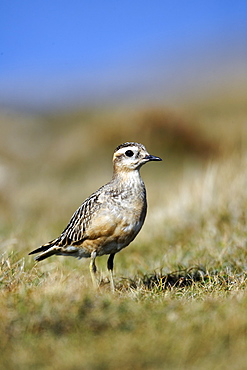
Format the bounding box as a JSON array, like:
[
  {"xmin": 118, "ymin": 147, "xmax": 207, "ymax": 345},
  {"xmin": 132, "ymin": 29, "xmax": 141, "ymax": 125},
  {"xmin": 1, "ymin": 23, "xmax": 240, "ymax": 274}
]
[{"xmin": 1, "ymin": 100, "xmax": 247, "ymax": 369}]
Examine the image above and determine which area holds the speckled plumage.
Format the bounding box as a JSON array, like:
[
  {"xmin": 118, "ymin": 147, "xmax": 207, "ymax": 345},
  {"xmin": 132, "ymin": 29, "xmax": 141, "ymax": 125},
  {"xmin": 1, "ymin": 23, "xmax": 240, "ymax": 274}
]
[{"xmin": 29, "ymin": 142, "xmax": 162, "ymax": 290}]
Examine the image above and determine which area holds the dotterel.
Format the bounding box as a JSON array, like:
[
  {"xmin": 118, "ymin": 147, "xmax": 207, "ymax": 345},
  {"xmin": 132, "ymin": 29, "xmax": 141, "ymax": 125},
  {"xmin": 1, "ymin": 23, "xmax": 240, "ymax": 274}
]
[{"xmin": 29, "ymin": 142, "xmax": 162, "ymax": 291}]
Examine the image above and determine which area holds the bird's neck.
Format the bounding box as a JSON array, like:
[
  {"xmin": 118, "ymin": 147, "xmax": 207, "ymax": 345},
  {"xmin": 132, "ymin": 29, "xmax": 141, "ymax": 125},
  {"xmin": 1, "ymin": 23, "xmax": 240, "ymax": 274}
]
[{"xmin": 112, "ymin": 168, "xmax": 144, "ymax": 188}]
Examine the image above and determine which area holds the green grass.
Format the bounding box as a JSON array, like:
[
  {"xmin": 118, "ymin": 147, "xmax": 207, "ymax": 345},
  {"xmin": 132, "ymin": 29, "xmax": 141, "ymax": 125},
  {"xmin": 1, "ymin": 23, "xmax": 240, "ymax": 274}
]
[{"xmin": 1, "ymin": 101, "xmax": 247, "ymax": 369}]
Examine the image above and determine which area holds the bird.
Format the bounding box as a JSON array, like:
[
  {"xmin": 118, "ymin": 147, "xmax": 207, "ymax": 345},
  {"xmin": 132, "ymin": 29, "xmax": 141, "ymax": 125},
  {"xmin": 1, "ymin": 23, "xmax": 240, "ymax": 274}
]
[{"xmin": 29, "ymin": 142, "xmax": 162, "ymax": 291}]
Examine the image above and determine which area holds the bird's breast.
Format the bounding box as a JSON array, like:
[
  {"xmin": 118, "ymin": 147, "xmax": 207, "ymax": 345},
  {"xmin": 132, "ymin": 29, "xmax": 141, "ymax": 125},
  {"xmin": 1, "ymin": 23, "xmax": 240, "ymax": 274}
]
[{"xmin": 82, "ymin": 193, "xmax": 146, "ymax": 256}]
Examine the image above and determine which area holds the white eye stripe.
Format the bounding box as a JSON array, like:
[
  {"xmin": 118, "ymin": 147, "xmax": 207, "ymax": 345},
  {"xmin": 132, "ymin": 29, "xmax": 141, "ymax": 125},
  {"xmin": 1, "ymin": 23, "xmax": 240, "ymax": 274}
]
[{"xmin": 115, "ymin": 146, "xmax": 139, "ymax": 155}]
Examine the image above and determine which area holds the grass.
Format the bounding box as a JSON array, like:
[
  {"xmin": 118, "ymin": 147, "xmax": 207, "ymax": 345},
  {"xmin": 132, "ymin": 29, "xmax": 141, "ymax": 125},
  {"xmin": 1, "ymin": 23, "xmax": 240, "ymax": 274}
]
[{"xmin": 1, "ymin": 100, "xmax": 247, "ymax": 369}]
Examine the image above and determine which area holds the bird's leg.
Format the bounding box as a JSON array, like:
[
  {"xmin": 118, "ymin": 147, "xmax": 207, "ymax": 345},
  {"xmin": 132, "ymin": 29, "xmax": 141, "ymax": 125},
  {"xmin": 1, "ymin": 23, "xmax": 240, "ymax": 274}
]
[
  {"xmin": 90, "ymin": 251, "xmax": 98, "ymax": 289},
  {"xmin": 107, "ymin": 253, "xmax": 115, "ymax": 292}
]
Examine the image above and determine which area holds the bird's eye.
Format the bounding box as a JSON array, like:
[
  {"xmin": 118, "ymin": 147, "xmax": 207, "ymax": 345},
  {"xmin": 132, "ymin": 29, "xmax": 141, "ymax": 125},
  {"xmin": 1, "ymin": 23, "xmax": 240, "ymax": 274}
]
[{"xmin": 125, "ymin": 150, "xmax": 134, "ymax": 157}]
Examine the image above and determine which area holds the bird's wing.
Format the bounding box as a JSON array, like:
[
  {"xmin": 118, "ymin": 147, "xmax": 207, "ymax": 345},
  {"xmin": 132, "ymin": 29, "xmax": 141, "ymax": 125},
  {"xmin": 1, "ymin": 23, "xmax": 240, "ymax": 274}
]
[
  {"xmin": 29, "ymin": 190, "xmax": 102, "ymax": 256},
  {"xmin": 29, "ymin": 183, "xmax": 119, "ymax": 257},
  {"xmin": 59, "ymin": 190, "xmax": 103, "ymax": 245}
]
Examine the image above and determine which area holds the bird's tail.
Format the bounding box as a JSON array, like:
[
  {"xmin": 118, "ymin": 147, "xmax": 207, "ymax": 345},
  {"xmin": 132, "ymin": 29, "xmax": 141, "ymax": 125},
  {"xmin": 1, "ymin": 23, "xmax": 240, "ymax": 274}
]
[{"xmin": 29, "ymin": 238, "xmax": 61, "ymax": 261}]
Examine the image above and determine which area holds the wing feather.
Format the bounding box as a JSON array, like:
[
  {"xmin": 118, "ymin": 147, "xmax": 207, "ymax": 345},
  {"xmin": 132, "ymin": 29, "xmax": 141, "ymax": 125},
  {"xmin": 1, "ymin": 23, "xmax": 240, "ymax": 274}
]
[{"xmin": 59, "ymin": 191, "xmax": 102, "ymax": 244}]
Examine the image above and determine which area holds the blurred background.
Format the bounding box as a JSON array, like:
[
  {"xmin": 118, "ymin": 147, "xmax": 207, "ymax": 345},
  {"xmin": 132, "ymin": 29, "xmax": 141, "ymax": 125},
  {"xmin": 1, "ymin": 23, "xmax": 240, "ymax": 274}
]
[
  {"xmin": 0, "ymin": 1, "xmax": 247, "ymax": 257},
  {"xmin": 1, "ymin": 0, "xmax": 247, "ymax": 111}
]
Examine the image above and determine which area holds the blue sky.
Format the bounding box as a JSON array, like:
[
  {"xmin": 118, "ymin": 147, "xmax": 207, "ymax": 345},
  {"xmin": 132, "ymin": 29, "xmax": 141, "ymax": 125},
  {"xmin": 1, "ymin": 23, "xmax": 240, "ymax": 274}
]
[{"xmin": 1, "ymin": 1, "xmax": 247, "ymax": 110}]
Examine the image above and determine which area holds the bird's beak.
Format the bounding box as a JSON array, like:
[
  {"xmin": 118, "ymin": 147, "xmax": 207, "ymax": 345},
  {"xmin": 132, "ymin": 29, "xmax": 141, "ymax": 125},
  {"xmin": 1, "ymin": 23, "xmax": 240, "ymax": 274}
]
[{"xmin": 145, "ymin": 154, "xmax": 162, "ymax": 161}]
